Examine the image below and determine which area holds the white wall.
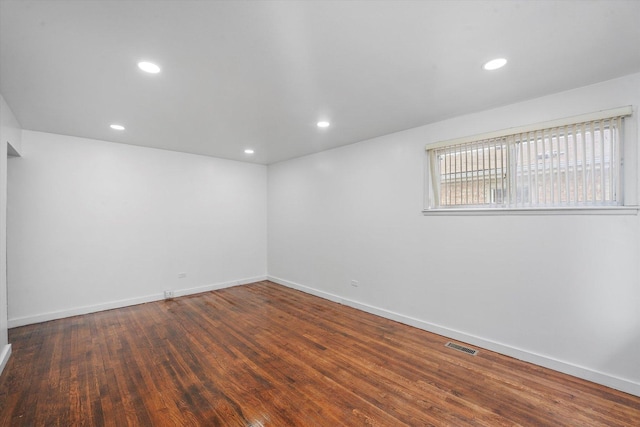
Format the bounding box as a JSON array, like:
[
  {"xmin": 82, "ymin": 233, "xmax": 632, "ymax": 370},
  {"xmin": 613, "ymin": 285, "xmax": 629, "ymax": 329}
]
[
  {"xmin": 7, "ymin": 131, "xmax": 267, "ymax": 326},
  {"xmin": 268, "ymin": 73, "xmax": 640, "ymax": 396},
  {"xmin": 4, "ymin": 75, "xmax": 639, "ymax": 395},
  {"xmin": 1, "ymin": 96, "xmax": 22, "ymax": 156},
  {"xmin": 0, "ymin": 94, "xmax": 22, "ymax": 374}
]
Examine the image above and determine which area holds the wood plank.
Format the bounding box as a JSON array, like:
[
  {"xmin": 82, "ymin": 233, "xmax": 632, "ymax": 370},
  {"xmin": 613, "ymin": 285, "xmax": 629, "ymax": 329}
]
[{"xmin": 1, "ymin": 281, "xmax": 638, "ymax": 426}]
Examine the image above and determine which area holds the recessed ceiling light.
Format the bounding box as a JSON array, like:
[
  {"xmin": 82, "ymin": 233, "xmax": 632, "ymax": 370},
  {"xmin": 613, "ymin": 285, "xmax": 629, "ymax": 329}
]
[
  {"xmin": 138, "ymin": 61, "xmax": 161, "ymax": 74},
  {"xmin": 317, "ymin": 121, "xmax": 330, "ymax": 128},
  {"xmin": 110, "ymin": 124, "xmax": 125, "ymax": 130},
  {"xmin": 483, "ymin": 58, "xmax": 507, "ymax": 71},
  {"xmin": 244, "ymin": 149, "xmax": 254, "ymax": 154}
]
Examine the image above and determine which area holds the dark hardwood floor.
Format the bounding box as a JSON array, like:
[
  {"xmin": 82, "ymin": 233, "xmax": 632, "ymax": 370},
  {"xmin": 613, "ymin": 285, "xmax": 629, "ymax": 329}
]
[{"xmin": 1, "ymin": 281, "xmax": 639, "ymax": 426}]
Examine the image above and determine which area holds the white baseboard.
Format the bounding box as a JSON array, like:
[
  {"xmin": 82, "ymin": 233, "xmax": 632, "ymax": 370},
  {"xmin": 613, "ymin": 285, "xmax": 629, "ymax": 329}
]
[
  {"xmin": 0, "ymin": 344, "xmax": 11, "ymax": 375},
  {"xmin": 8, "ymin": 274, "xmax": 638, "ymax": 397},
  {"xmin": 8, "ymin": 275, "xmax": 267, "ymax": 328},
  {"xmin": 268, "ymin": 275, "xmax": 640, "ymax": 398},
  {"xmin": 172, "ymin": 275, "xmax": 267, "ymax": 298}
]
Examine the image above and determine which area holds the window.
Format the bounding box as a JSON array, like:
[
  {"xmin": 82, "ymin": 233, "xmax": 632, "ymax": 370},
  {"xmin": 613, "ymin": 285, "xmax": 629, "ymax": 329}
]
[{"xmin": 425, "ymin": 106, "xmax": 634, "ymax": 212}]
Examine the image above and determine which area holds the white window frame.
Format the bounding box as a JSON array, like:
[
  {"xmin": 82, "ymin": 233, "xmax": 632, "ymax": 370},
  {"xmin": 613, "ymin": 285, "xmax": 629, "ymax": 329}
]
[{"xmin": 423, "ymin": 106, "xmax": 639, "ymax": 216}]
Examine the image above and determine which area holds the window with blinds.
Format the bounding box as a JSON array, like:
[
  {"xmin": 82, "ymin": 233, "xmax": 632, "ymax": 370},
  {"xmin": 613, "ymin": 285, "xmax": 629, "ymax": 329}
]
[{"xmin": 425, "ymin": 107, "xmax": 632, "ymax": 210}]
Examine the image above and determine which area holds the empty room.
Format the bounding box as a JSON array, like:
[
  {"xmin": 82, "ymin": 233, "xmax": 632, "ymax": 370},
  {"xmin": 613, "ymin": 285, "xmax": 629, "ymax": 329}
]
[{"xmin": 1, "ymin": 0, "xmax": 639, "ymax": 425}]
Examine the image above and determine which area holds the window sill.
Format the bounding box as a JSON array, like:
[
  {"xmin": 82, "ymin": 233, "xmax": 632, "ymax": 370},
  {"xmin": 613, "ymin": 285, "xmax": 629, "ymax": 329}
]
[{"xmin": 422, "ymin": 206, "xmax": 640, "ymax": 216}]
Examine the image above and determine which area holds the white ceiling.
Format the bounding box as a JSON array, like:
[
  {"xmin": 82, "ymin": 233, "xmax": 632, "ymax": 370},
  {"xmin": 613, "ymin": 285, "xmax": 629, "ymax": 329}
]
[{"xmin": 1, "ymin": 0, "xmax": 639, "ymax": 165}]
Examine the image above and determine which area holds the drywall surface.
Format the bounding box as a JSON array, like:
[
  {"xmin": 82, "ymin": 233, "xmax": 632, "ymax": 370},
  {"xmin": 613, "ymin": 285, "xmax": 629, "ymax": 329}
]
[
  {"xmin": 268, "ymin": 73, "xmax": 640, "ymax": 395},
  {"xmin": 1, "ymin": 94, "xmax": 21, "ymax": 155},
  {"xmin": 0, "ymin": 143, "xmax": 6, "ymax": 366},
  {"xmin": 8, "ymin": 131, "xmax": 267, "ymax": 325},
  {"xmin": 0, "ymin": 94, "xmax": 21, "ymax": 373}
]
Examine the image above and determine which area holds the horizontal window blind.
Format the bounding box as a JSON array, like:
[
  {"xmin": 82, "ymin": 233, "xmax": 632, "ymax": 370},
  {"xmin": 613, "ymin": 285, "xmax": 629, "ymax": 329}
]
[{"xmin": 426, "ymin": 107, "xmax": 631, "ymax": 210}]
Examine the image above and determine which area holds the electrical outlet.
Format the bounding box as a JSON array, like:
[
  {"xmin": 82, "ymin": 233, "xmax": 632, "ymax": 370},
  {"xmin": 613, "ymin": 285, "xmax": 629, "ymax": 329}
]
[
  {"xmin": 178, "ymin": 272, "xmax": 186, "ymax": 278},
  {"xmin": 351, "ymin": 280, "xmax": 359, "ymax": 287},
  {"xmin": 164, "ymin": 290, "xmax": 174, "ymax": 299}
]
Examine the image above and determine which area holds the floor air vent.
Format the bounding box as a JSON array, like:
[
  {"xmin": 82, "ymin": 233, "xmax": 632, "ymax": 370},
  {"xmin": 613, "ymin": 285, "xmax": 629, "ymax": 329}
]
[{"xmin": 445, "ymin": 342, "xmax": 478, "ymax": 356}]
